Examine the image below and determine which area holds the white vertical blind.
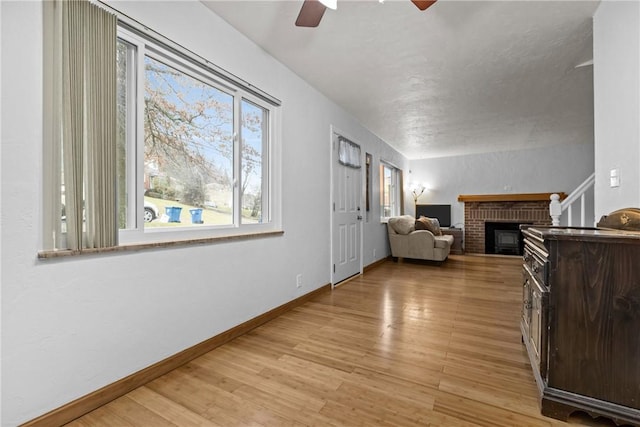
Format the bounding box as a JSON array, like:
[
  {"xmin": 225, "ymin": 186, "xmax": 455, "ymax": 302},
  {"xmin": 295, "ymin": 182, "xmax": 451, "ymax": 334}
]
[
  {"xmin": 54, "ymin": 0, "xmax": 117, "ymax": 250},
  {"xmin": 85, "ymin": 1, "xmax": 117, "ymax": 248}
]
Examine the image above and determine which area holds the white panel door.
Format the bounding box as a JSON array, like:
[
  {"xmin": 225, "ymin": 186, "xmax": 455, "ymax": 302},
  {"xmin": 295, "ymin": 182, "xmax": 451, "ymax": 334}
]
[{"xmin": 332, "ymin": 134, "xmax": 362, "ymax": 285}]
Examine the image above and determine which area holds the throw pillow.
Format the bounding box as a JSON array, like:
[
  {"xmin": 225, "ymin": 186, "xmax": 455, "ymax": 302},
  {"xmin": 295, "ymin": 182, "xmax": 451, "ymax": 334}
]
[
  {"xmin": 415, "ymin": 216, "xmax": 430, "ymax": 230},
  {"xmin": 416, "ymin": 216, "xmax": 442, "ymax": 236},
  {"xmin": 390, "ymin": 215, "xmax": 416, "ymax": 235},
  {"xmin": 430, "ymin": 217, "xmax": 443, "ymax": 236}
]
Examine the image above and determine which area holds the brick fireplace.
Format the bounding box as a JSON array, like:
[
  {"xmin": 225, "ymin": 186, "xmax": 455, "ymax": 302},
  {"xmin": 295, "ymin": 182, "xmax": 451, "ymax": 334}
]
[{"xmin": 459, "ymin": 193, "xmax": 563, "ymax": 254}]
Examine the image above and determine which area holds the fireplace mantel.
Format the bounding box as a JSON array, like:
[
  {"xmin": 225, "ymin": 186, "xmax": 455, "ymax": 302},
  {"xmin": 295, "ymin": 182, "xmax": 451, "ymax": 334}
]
[{"xmin": 457, "ymin": 192, "xmax": 567, "ymax": 203}]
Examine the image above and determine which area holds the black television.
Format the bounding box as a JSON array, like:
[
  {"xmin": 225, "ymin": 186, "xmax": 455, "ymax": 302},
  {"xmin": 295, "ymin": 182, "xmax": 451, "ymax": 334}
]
[{"xmin": 416, "ymin": 204, "xmax": 452, "ymax": 228}]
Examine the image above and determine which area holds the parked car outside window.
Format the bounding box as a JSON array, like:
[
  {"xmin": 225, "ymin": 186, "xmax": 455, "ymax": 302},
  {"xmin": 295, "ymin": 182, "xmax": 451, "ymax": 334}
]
[{"xmin": 144, "ymin": 201, "xmax": 159, "ymax": 223}]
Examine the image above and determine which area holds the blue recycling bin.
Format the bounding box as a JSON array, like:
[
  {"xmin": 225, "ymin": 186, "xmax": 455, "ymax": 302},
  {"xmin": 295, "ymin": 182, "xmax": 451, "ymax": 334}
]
[
  {"xmin": 165, "ymin": 206, "xmax": 182, "ymax": 223},
  {"xmin": 189, "ymin": 208, "xmax": 203, "ymax": 224}
]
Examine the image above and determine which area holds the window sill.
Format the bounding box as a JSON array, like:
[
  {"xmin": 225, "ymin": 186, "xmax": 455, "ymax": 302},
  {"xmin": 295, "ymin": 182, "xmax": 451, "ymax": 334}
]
[{"xmin": 37, "ymin": 230, "xmax": 284, "ymax": 259}]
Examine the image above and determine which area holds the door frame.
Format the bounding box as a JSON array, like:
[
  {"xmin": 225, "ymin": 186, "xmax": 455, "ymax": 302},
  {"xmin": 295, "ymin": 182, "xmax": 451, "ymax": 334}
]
[{"xmin": 329, "ymin": 125, "xmax": 364, "ymax": 287}]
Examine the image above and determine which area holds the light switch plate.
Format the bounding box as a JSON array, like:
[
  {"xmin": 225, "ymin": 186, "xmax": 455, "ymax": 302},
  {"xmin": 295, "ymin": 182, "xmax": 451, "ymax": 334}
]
[{"xmin": 610, "ymin": 168, "xmax": 620, "ymax": 188}]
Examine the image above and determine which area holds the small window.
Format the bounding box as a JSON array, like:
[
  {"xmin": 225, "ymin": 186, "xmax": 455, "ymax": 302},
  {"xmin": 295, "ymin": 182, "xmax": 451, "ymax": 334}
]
[
  {"xmin": 380, "ymin": 161, "xmax": 401, "ymax": 220},
  {"xmin": 365, "ymin": 153, "xmax": 372, "ymax": 214},
  {"xmin": 240, "ymin": 99, "xmax": 269, "ymax": 224}
]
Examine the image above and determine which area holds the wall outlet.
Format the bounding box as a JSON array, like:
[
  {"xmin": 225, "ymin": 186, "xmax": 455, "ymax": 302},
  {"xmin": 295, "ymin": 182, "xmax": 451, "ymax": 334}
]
[
  {"xmin": 296, "ymin": 274, "xmax": 302, "ymax": 288},
  {"xmin": 373, "ymin": 248, "xmax": 377, "ymax": 258}
]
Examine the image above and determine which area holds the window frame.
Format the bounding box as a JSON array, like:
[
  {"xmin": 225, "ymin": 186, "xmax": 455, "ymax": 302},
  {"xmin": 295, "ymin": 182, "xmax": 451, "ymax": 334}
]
[
  {"xmin": 380, "ymin": 161, "xmax": 401, "ymax": 222},
  {"xmin": 42, "ymin": 8, "xmax": 282, "ymax": 253},
  {"xmin": 116, "ymin": 26, "xmax": 281, "ymax": 245},
  {"xmin": 239, "ymin": 97, "xmax": 270, "ymax": 225}
]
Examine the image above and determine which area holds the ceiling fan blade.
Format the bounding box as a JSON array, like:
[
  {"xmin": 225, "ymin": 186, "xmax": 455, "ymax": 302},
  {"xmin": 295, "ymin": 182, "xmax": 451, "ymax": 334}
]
[
  {"xmin": 295, "ymin": 0, "xmax": 327, "ymax": 27},
  {"xmin": 411, "ymin": 0, "xmax": 437, "ymax": 11}
]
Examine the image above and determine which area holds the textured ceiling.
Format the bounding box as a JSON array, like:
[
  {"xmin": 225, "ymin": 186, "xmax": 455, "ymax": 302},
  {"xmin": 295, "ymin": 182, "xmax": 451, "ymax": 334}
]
[{"xmin": 202, "ymin": 0, "xmax": 599, "ymax": 159}]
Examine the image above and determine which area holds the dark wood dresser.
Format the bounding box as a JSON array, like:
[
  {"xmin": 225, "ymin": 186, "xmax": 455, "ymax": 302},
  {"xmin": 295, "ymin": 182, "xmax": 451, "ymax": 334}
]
[{"xmin": 521, "ymin": 208, "xmax": 640, "ymax": 426}]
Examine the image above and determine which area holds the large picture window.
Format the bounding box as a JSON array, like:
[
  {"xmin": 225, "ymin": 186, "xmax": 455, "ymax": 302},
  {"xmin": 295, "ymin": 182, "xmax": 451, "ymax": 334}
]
[
  {"xmin": 44, "ymin": 16, "xmax": 280, "ymax": 251},
  {"xmin": 115, "ymin": 29, "xmax": 279, "ymax": 244}
]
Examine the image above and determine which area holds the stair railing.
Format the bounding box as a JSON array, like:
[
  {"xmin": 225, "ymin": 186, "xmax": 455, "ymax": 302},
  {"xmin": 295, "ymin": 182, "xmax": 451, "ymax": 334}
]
[{"xmin": 549, "ymin": 172, "xmax": 596, "ymax": 227}]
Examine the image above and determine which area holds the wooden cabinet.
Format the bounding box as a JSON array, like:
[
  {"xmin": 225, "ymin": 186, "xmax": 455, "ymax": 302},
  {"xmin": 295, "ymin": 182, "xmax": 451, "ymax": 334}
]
[
  {"xmin": 441, "ymin": 228, "xmax": 464, "ymax": 254},
  {"xmin": 521, "ymin": 224, "xmax": 640, "ymax": 426}
]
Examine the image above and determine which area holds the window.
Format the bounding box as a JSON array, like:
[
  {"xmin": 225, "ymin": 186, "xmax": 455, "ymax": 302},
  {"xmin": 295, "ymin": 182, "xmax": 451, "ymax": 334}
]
[
  {"xmin": 43, "ymin": 3, "xmax": 280, "ymax": 252},
  {"xmin": 116, "ymin": 28, "xmax": 279, "ymax": 244},
  {"xmin": 140, "ymin": 53, "xmax": 235, "ymax": 229},
  {"xmin": 380, "ymin": 162, "xmax": 401, "ymax": 220},
  {"xmin": 365, "ymin": 153, "xmax": 372, "ymax": 213},
  {"xmin": 240, "ymin": 99, "xmax": 269, "ymax": 224}
]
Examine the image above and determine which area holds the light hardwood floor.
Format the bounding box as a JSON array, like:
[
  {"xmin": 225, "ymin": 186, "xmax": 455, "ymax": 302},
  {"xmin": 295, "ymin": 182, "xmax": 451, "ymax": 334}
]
[{"xmin": 66, "ymin": 255, "xmax": 617, "ymax": 426}]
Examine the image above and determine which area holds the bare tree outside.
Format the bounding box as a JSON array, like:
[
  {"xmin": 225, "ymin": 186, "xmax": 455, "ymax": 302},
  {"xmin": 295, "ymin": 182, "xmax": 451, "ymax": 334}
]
[
  {"xmin": 116, "ymin": 40, "xmax": 130, "ymax": 229},
  {"xmin": 144, "ymin": 55, "xmax": 233, "ymax": 214},
  {"xmin": 240, "ymin": 99, "xmax": 267, "ymax": 223},
  {"xmin": 115, "ymin": 54, "xmax": 267, "ymax": 227}
]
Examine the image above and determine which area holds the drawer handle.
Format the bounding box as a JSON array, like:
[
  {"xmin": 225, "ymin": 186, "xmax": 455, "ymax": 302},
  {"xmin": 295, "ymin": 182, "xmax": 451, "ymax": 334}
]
[{"xmin": 524, "ymin": 300, "xmax": 532, "ymax": 309}]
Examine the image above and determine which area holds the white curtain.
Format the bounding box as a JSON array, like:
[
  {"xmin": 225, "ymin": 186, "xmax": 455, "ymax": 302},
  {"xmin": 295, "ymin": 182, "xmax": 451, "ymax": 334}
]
[
  {"xmin": 338, "ymin": 136, "xmax": 361, "ymax": 169},
  {"xmin": 53, "ymin": 0, "xmax": 117, "ymax": 250}
]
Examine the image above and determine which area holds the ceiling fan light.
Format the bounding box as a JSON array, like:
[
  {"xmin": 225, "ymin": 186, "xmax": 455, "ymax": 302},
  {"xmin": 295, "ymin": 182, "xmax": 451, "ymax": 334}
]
[{"xmin": 319, "ymin": 0, "xmax": 337, "ymax": 10}]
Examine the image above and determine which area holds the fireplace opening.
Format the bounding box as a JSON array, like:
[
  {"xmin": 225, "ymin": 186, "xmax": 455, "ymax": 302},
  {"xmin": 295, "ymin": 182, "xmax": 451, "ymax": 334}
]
[
  {"xmin": 495, "ymin": 230, "xmax": 519, "ymax": 254},
  {"xmin": 485, "ymin": 222, "xmax": 529, "ymax": 255}
]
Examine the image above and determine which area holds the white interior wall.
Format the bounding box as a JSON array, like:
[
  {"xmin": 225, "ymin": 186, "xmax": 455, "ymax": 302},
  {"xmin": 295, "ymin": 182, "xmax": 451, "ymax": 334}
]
[
  {"xmin": 0, "ymin": 1, "xmax": 406, "ymax": 425},
  {"xmin": 408, "ymin": 143, "xmax": 595, "ymax": 228},
  {"xmin": 593, "ymin": 0, "xmax": 640, "ymax": 218}
]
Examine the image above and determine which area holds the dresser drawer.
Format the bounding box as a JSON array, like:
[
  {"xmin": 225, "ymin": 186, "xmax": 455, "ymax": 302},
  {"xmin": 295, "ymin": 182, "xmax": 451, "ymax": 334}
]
[{"xmin": 524, "ymin": 242, "xmax": 548, "ymax": 286}]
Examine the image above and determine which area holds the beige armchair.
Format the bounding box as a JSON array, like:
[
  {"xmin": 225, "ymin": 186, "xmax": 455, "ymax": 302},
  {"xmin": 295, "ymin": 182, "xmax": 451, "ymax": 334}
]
[{"xmin": 387, "ymin": 215, "xmax": 454, "ymax": 262}]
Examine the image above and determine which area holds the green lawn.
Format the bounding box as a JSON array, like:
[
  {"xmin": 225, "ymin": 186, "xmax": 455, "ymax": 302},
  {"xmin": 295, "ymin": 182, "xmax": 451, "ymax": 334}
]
[{"xmin": 144, "ymin": 197, "xmax": 258, "ymax": 228}]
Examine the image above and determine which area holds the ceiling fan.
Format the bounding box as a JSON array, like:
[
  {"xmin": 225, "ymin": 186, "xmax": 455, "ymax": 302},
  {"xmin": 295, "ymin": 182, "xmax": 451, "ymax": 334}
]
[{"xmin": 296, "ymin": 0, "xmax": 437, "ymax": 27}]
